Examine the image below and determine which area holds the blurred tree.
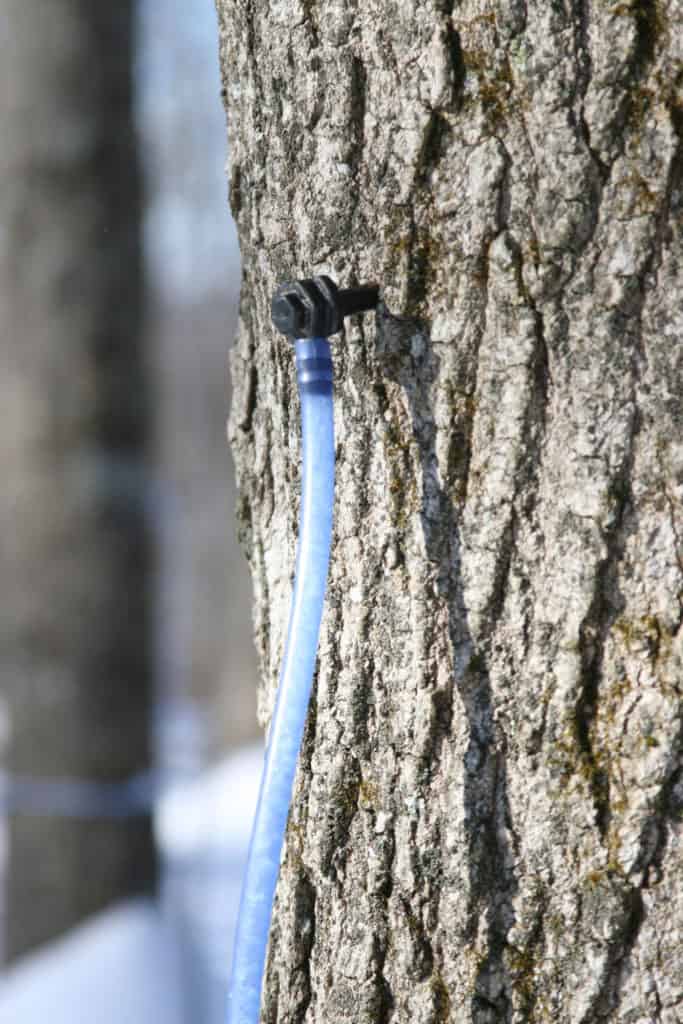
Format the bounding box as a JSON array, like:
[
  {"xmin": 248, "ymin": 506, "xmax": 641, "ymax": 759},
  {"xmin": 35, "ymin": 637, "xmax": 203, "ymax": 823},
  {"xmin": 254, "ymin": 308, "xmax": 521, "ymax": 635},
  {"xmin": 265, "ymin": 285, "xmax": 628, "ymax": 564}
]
[
  {"xmin": 0, "ymin": 1, "xmax": 155, "ymax": 959},
  {"xmin": 216, "ymin": 0, "xmax": 682, "ymax": 1020}
]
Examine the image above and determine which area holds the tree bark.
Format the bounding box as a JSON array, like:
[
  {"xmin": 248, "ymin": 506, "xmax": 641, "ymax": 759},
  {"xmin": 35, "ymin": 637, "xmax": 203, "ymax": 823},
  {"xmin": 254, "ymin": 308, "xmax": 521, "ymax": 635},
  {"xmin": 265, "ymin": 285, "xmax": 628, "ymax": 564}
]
[
  {"xmin": 0, "ymin": 1, "xmax": 155, "ymax": 959},
  {"xmin": 216, "ymin": 1, "xmax": 682, "ymax": 1020}
]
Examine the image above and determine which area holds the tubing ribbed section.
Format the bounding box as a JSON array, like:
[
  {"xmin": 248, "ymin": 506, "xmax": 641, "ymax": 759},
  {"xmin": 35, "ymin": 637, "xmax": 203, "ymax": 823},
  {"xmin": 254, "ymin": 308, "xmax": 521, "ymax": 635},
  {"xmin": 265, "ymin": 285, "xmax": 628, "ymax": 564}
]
[{"xmin": 226, "ymin": 338, "xmax": 334, "ymax": 1024}]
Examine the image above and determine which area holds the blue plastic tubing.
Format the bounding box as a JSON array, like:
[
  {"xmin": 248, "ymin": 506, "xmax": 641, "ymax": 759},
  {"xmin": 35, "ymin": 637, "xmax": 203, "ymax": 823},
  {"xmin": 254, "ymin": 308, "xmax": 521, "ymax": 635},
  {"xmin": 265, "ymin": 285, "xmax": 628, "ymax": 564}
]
[{"xmin": 226, "ymin": 337, "xmax": 335, "ymax": 1024}]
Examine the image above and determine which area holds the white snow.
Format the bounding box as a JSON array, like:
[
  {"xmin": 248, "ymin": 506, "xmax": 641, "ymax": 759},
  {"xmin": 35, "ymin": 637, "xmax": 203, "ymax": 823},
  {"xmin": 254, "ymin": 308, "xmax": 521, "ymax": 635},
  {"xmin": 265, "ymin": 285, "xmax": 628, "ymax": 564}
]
[
  {"xmin": 155, "ymin": 743, "xmax": 263, "ymax": 860},
  {"xmin": 157, "ymin": 743, "xmax": 263, "ymax": 1024},
  {"xmin": 0, "ymin": 902, "xmax": 183, "ymax": 1024}
]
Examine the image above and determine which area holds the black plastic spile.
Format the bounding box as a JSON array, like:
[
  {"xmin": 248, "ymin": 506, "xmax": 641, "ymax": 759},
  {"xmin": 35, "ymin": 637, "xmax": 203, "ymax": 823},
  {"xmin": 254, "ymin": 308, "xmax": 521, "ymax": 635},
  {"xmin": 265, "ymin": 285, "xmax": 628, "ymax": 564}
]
[{"xmin": 271, "ymin": 276, "xmax": 379, "ymax": 339}]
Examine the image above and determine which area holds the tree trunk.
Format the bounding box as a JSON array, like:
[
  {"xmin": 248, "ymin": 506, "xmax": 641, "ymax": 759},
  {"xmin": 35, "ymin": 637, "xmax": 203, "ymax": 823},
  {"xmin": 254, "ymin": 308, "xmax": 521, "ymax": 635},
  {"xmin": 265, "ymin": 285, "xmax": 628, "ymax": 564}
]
[
  {"xmin": 216, "ymin": 1, "xmax": 682, "ymax": 1020},
  {"xmin": 0, "ymin": 1, "xmax": 155, "ymax": 959}
]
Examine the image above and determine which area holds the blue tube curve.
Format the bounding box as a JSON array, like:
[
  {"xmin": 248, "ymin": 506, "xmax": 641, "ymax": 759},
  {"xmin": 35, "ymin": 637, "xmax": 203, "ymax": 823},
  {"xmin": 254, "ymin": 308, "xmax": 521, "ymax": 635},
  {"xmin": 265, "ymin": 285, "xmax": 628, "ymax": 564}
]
[{"xmin": 226, "ymin": 337, "xmax": 335, "ymax": 1024}]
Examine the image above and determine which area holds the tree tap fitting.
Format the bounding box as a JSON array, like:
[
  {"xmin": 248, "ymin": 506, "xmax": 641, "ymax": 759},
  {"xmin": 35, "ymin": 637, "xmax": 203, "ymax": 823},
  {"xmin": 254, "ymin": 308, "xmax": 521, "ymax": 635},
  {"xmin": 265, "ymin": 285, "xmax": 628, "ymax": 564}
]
[{"xmin": 271, "ymin": 276, "xmax": 379, "ymax": 338}]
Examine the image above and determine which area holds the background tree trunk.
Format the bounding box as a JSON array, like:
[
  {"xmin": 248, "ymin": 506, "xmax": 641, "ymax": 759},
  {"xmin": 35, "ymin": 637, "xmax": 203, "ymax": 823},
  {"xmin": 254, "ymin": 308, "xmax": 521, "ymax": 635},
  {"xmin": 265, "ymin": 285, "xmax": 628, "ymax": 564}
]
[
  {"xmin": 216, "ymin": 1, "xmax": 682, "ymax": 1020},
  {"xmin": 0, "ymin": 1, "xmax": 155, "ymax": 959}
]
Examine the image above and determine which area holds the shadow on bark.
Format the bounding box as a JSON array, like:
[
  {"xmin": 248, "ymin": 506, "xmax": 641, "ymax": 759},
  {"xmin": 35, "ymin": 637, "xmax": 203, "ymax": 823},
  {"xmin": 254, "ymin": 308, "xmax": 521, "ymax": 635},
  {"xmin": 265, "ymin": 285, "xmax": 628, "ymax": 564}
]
[{"xmin": 375, "ymin": 302, "xmax": 518, "ymax": 1022}]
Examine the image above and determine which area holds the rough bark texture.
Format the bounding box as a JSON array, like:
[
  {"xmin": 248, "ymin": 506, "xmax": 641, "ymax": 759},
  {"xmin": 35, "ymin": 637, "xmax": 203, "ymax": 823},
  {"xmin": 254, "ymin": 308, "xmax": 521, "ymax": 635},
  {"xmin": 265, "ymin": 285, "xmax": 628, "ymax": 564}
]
[
  {"xmin": 216, "ymin": 1, "xmax": 682, "ymax": 1020},
  {"xmin": 0, "ymin": 1, "xmax": 155, "ymax": 958}
]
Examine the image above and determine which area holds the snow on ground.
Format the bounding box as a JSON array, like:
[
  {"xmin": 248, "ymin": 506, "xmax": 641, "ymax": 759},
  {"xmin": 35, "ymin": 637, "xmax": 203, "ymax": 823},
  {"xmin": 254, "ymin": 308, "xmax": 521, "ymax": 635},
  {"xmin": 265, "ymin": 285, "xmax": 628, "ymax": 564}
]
[
  {"xmin": 155, "ymin": 742, "xmax": 262, "ymax": 859},
  {"xmin": 0, "ymin": 744, "xmax": 264, "ymax": 1024},
  {"xmin": 0, "ymin": 902, "xmax": 183, "ymax": 1024},
  {"xmin": 157, "ymin": 743, "xmax": 263, "ymax": 1024}
]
